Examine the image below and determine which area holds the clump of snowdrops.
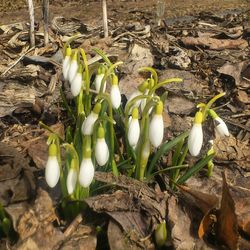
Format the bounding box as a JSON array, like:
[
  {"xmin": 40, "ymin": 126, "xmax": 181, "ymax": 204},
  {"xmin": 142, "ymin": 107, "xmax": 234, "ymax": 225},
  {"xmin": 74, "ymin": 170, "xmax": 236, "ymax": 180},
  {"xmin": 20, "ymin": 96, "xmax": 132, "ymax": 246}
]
[{"xmin": 40, "ymin": 43, "xmax": 229, "ymax": 217}]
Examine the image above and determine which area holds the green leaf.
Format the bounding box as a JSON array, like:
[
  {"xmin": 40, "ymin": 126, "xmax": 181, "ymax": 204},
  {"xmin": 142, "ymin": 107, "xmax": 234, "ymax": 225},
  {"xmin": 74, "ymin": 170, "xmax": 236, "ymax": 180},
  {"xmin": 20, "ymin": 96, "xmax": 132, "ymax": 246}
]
[
  {"xmin": 147, "ymin": 131, "xmax": 189, "ymax": 177},
  {"xmin": 176, "ymin": 154, "xmax": 215, "ymax": 184}
]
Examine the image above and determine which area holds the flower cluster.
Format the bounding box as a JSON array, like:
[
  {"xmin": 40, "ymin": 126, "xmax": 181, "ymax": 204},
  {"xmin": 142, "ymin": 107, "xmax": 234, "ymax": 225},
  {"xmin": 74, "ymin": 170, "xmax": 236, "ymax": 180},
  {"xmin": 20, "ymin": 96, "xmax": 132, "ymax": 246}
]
[{"xmin": 188, "ymin": 99, "xmax": 229, "ymax": 157}]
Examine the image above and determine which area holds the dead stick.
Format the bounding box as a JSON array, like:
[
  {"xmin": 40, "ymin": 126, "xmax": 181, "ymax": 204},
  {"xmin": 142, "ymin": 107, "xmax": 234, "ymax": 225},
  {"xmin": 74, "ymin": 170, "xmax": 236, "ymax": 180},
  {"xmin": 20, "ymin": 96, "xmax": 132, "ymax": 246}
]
[
  {"xmin": 64, "ymin": 214, "xmax": 83, "ymax": 237},
  {"xmin": 43, "ymin": 0, "xmax": 49, "ymax": 45},
  {"xmin": 27, "ymin": 0, "xmax": 35, "ymax": 47},
  {"xmin": 102, "ymin": 0, "xmax": 108, "ymax": 37}
]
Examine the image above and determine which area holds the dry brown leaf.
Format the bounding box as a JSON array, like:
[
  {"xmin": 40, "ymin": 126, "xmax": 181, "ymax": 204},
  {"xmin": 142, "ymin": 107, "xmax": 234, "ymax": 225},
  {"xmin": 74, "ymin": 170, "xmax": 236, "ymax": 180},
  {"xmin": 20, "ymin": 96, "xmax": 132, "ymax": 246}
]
[
  {"xmin": 181, "ymin": 37, "xmax": 248, "ymax": 50},
  {"xmin": 177, "ymin": 184, "xmax": 219, "ymax": 214},
  {"xmin": 217, "ymin": 173, "xmax": 239, "ymax": 250}
]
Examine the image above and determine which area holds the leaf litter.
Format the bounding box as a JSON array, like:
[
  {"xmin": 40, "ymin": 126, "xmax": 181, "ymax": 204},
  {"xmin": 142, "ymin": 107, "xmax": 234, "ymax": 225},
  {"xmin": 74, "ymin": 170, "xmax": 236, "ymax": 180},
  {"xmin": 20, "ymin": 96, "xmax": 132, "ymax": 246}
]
[{"xmin": 0, "ymin": 0, "xmax": 249, "ymax": 249}]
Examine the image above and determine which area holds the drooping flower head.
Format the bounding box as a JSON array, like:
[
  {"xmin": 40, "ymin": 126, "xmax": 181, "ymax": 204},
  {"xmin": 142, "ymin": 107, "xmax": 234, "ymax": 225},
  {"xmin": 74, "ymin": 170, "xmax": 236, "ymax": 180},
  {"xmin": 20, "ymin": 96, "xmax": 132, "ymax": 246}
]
[
  {"xmin": 188, "ymin": 111, "xmax": 203, "ymax": 156},
  {"xmin": 45, "ymin": 143, "xmax": 60, "ymax": 188},
  {"xmin": 95, "ymin": 125, "xmax": 109, "ymax": 166},
  {"xmin": 208, "ymin": 109, "xmax": 229, "ymax": 137},
  {"xmin": 110, "ymin": 74, "xmax": 121, "ymax": 109},
  {"xmin": 149, "ymin": 101, "xmax": 164, "ymax": 148},
  {"xmin": 66, "ymin": 158, "xmax": 78, "ymax": 195},
  {"xmin": 81, "ymin": 102, "xmax": 102, "ymax": 135},
  {"xmin": 128, "ymin": 107, "xmax": 140, "ymax": 148},
  {"xmin": 68, "ymin": 51, "xmax": 78, "ymax": 84},
  {"xmin": 71, "ymin": 64, "xmax": 83, "ymax": 97},
  {"xmin": 62, "ymin": 47, "xmax": 72, "ymax": 81},
  {"xmin": 79, "ymin": 137, "xmax": 94, "ymax": 188},
  {"xmin": 94, "ymin": 64, "xmax": 106, "ymax": 93}
]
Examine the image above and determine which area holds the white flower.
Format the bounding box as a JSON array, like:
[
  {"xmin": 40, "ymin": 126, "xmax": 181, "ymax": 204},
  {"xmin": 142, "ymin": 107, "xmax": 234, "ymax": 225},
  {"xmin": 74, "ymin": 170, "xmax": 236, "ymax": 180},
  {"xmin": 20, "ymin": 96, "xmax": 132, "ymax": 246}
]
[
  {"xmin": 63, "ymin": 56, "xmax": 70, "ymax": 81},
  {"xmin": 66, "ymin": 168, "xmax": 77, "ymax": 195},
  {"xmin": 81, "ymin": 112, "xmax": 98, "ymax": 135},
  {"xmin": 188, "ymin": 111, "xmax": 203, "ymax": 156},
  {"xmin": 149, "ymin": 114, "xmax": 164, "ymax": 147},
  {"xmin": 45, "ymin": 156, "xmax": 60, "ymax": 188},
  {"xmin": 71, "ymin": 72, "xmax": 82, "ymax": 97},
  {"xmin": 79, "ymin": 158, "xmax": 95, "ymax": 188},
  {"xmin": 110, "ymin": 85, "xmax": 121, "ymax": 109},
  {"xmin": 68, "ymin": 52, "xmax": 78, "ymax": 84},
  {"xmin": 94, "ymin": 73, "xmax": 106, "ymax": 92},
  {"xmin": 214, "ymin": 117, "xmax": 229, "ymax": 137},
  {"xmin": 128, "ymin": 118, "xmax": 140, "ymax": 148},
  {"xmin": 95, "ymin": 138, "xmax": 109, "ymax": 166}
]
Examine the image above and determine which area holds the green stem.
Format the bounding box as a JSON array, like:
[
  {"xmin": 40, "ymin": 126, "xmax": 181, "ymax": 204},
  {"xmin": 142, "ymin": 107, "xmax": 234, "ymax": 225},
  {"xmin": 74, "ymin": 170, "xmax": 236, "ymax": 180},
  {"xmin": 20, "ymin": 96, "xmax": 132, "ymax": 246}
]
[
  {"xmin": 138, "ymin": 67, "xmax": 158, "ymax": 85},
  {"xmin": 80, "ymin": 49, "xmax": 90, "ymax": 95}
]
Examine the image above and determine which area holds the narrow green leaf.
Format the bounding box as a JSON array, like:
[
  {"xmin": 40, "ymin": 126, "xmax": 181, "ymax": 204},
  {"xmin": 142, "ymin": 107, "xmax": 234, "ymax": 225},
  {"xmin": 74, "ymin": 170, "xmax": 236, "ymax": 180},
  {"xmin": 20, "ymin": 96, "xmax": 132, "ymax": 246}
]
[
  {"xmin": 177, "ymin": 154, "xmax": 215, "ymax": 184},
  {"xmin": 147, "ymin": 131, "xmax": 189, "ymax": 176}
]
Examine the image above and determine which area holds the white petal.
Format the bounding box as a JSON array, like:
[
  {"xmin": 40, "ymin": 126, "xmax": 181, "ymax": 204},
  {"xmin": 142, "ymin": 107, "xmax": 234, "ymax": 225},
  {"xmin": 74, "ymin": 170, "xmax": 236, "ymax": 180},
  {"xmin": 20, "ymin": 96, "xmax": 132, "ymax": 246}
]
[
  {"xmin": 94, "ymin": 74, "xmax": 106, "ymax": 92},
  {"xmin": 45, "ymin": 156, "xmax": 60, "ymax": 188},
  {"xmin": 188, "ymin": 124, "xmax": 203, "ymax": 156},
  {"xmin": 68, "ymin": 60, "xmax": 78, "ymax": 84},
  {"xmin": 62, "ymin": 56, "xmax": 70, "ymax": 80},
  {"xmin": 95, "ymin": 138, "xmax": 109, "ymax": 166},
  {"xmin": 71, "ymin": 73, "xmax": 82, "ymax": 97},
  {"xmin": 215, "ymin": 117, "xmax": 229, "ymax": 137},
  {"xmin": 149, "ymin": 115, "xmax": 164, "ymax": 147},
  {"xmin": 128, "ymin": 119, "xmax": 140, "ymax": 148},
  {"xmin": 79, "ymin": 159, "xmax": 95, "ymax": 187},
  {"xmin": 81, "ymin": 112, "xmax": 98, "ymax": 135},
  {"xmin": 110, "ymin": 85, "xmax": 121, "ymax": 109},
  {"xmin": 67, "ymin": 168, "xmax": 77, "ymax": 195}
]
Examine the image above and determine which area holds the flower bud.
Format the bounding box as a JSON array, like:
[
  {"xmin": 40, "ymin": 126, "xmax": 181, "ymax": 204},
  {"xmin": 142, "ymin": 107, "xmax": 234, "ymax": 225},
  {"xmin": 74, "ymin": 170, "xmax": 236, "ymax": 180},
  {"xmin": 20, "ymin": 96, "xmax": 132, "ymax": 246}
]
[
  {"xmin": 81, "ymin": 103, "xmax": 101, "ymax": 135},
  {"xmin": 79, "ymin": 158, "xmax": 95, "ymax": 188},
  {"xmin": 149, "ymin": 101, "xmax": 164, "ymax": 147},
  {"xmin": 45, "ymin": 143, "xmax": 60, "ymax": 188},
  {"xmin": 208, "ymin": 109, "xmax": 229, "ymax": 137},
  {"xmin": 128, "ymin": 107, "xmax": 140, "ymax": 148},
  {"xmin": 63, "ymin": 47, "xmax": 71, "ymax": 80},
  {"xmin": 71, "ymin": 65, "xmax": 83, "ymax": 97},
  {"xmin": 95, "ymin": 126, "xmax": 109, "ymax": 166},
  {"xmin": 94, "ymin": 65, "xmax": 106, "ymax": 92},
  {"xmin": 188, "ymin": 111, "xmax": 203, "ymax": 156},
  {"xmin": 110, "ymin": 74, "xmax": 121, "ymax": 109},
  {"xmin": 68, "ymin": 51, "xmax": 78, "ymax": 84},
  {"xmin": 155, "ymin": 220, "xmax": 167, "ymax": 247},
  {"xmin": 66, "ymin": 159, "xmax": 78, "ymax": 195}
]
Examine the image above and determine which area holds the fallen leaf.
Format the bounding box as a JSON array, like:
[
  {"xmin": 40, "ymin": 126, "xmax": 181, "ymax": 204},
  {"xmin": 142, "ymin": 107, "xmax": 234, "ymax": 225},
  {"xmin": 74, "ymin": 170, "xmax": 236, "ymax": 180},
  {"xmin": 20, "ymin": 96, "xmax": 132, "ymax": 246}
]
[
  {"xmin": 181, "ymin": 37, "xmax": 248, "ymax": 50},
  {"xmin": 217, "ymin": 173, "xmax": 239, "ymax": 250}
]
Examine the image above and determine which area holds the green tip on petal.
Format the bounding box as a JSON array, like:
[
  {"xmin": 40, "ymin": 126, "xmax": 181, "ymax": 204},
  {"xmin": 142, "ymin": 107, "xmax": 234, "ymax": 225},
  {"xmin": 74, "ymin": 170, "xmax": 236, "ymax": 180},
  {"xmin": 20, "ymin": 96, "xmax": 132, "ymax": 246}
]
[
  {"xmin": 72, "ymin": 51, "xmax": 77, "ymax": 61},
  {"xmin": 155, "ymin": 101, "xmax": 163, "ymax": 115},
  {"xmin": 208, "ymin": 109, "xmax": 219, "ymax": 119},
  {"xmin": 112, "ymin": 74, "xmax": 118, "ymax": 85},
  {"xmin": 49, "ymin": 143, "xmax": 57, "ymax": 156},
  {"xmin": 194, "ymin": 111, "xmax": 203, "ymax": 124},
  {"xmin": 132, "ymin": 107, "xmax": 139, "ymax": 119},
  {"xmin": 97, "ymin": 126, "xmax": 105, "ymax": 139},
  {"xmin": 66, "ymin": 47, "xmax": 72, "ymax": 57},
  {"xmin": 83, "ymin": 136, "xmax": 92, "ymax": 158},
  {"xmin": 138, "ymin": 80, "xmax": 149, "ymax": 92},
  {"xmin": 93, "ymin": 102, "xmax": 102, "ymax": 114}
]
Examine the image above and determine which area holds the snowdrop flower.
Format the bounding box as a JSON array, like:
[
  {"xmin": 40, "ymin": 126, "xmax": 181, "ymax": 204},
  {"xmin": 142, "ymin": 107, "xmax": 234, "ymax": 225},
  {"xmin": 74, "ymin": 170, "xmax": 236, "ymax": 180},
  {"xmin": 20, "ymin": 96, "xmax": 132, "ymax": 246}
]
[
  {"xmin": 188, "ymin": 111, "xmax": 203, "ymax": 156},
  {"xmin": 68, "ymin": 51, "xmax": 78, "ymax": 84},
  {"xmin": 62, "ymin": 47, "xmax": 71, "ymax": 81},
  {"xmin": 149, "ymin": 101, "xmax": 164, "ymax": 147},
  {"xmin": 81, "ymin": 102, "xmax": 101, "ymax": 135},
  {"xmin": 110, "ymin": 74, "xmax": 121, "ymax": 109},
  {"xmin": 208, "ymin": 109, "xmax": 229, "ymax": 137},
  {"xmin": 128, "ymin": 107, "xmax": 140, "ymax": 148},
  {"xmin": 94, "ymin": 65, "xmax": 106, "ymax": 92},
  {"xmin": 79, "ymin": 142, "xmax": 95, "ymax": 188},
  {"xmin": 45, "ymin": 143, "xmax": 60, "ymax": 188},
  {"xmin": 95, "ymin": 126, "xmax": 109, "ymax": 166},
  {"xmin": 71, "ymin": 65, "xmax": 83, "ymax": 97},
  {"xmin": 66, "ymin": 160, "xmax": 78, "ymax": 195}
]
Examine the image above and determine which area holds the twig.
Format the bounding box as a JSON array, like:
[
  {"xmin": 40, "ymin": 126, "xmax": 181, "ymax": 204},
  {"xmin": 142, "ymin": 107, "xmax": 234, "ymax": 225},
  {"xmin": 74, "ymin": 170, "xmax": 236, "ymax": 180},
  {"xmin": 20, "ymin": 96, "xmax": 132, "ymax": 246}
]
[
  {"xmin": 27, "ymin": 0, "xmax": 35, "ymax": 47},
  {"xmin": 42, "ymin": 0, "xmax": 49, "ymax": 46},
  {"xmin": 102, "ymin": 0, "xmax": 108, "ymax": 38},
  {"xmin": 1, "ymin": 47, "xmax": 35, "ymax": 76},
  {"xmin": 64, "ymin": 214, "xmax": 83, "ymax": 237}
]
